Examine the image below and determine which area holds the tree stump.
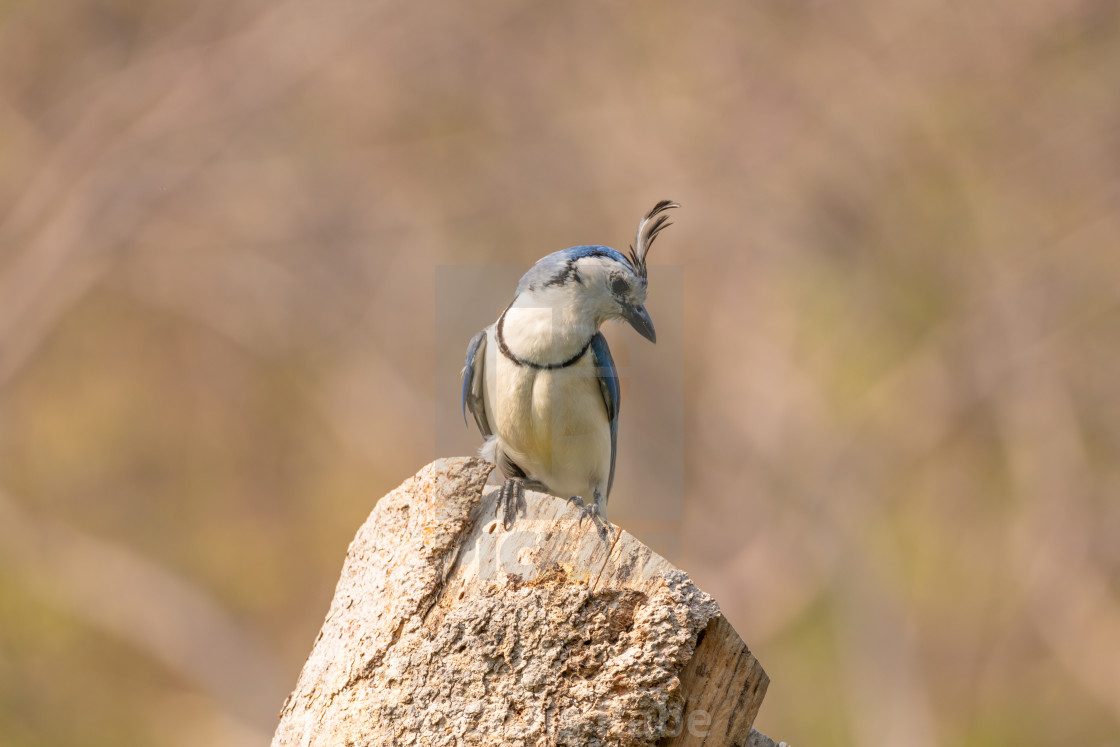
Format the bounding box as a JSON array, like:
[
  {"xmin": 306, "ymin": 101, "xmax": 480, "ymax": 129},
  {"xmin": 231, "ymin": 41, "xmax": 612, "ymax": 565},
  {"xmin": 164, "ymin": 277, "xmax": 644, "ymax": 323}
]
[{"xmin": 273, "ymin": 458, "xmax": 780, "ymax": 746}]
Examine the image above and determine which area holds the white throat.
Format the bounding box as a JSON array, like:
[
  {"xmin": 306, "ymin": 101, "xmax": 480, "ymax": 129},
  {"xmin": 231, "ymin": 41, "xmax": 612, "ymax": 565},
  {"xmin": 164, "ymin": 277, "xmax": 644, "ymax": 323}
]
[{"xmin": 499, "ymin": 288, "xmax": 598, "ymax": 365}]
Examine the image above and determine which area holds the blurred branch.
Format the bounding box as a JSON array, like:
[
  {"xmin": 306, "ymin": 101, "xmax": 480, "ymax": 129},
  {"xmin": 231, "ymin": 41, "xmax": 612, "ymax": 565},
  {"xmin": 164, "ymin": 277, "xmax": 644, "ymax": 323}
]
[
  {"xmin": 990, "ymin": 308, "xmax": 1120, "ymax": 725},
  {"xmin": 0, "ymin": 0, "xmax": 386, "ymax": 390},
  {"xmin": 0, "ymin": 1, "xmax": 396, "ymax": 735},
  {"xmin": 112, "ymin": 266, "xmax": 431, "ymax": 472},
  {"xmin": 0, "ymin": 486, "xmax": 279, "ymax": 735},
  {"xmin": 836, "ymin": 558, "xmax": 939, "ymax": 747}
]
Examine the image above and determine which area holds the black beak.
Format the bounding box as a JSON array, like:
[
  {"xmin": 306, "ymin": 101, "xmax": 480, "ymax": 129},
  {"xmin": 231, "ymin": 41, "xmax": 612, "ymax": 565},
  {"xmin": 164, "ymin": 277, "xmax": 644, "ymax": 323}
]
[{"xmin": 622, "ymin": 303, "xmax": 656, "ymax": 343}]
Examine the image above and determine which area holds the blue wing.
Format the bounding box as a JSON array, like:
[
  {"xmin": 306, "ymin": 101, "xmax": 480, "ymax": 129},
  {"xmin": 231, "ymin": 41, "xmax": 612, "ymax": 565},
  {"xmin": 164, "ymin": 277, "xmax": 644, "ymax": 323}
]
[
  {"xmin": 590, "ymin": 332, "xmax": 621, "ymax": 499},
  {"xmin": 462, "ymin": 329, "xmax": 491, "ymax": 436}
]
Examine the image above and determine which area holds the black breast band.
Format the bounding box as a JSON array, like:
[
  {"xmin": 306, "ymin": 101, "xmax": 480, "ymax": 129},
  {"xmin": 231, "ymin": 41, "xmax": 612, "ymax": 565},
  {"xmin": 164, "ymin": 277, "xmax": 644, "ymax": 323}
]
[{"xmin": 496, "ymin": 308, "xmax": 593, "ymax": 370}]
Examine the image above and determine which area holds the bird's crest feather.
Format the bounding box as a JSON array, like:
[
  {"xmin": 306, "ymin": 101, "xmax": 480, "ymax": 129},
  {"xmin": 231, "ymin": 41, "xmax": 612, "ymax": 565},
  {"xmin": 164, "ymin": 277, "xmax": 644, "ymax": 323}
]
[{"xmin": 627, "ymin": 200, "xmax": 679, "ymax": 279}]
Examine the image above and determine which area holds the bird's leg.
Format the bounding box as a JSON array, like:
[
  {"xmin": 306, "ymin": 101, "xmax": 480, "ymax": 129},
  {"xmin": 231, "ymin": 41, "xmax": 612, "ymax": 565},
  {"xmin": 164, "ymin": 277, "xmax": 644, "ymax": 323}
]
[
  {"xmin": 569, "ymin": 489, "xmax": 612, "ymax": 542},
  {"xmin": 498, "ymin": 477, "xmax": 527, "ymax": 530}
]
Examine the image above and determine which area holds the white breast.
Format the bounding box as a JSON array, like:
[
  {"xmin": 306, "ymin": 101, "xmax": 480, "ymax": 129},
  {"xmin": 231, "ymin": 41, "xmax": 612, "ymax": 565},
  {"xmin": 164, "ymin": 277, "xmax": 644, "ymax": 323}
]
[{"xmin": 483, "ymin": 325, "xmax": 611, "ymax": 500}]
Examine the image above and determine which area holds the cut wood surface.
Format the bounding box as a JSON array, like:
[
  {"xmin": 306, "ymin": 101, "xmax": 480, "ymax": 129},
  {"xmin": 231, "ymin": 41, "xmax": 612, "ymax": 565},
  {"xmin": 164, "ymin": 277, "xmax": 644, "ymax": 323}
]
[{"xmin": 273, "ymin": 457, "xmax": 778, "ymax": 746}]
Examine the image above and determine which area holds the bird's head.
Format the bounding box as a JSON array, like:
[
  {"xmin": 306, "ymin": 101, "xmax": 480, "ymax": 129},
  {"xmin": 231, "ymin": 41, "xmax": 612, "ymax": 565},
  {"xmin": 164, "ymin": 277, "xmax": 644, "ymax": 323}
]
[{"xmin": 512, "ymin": 200, "xmax": 678, "ymax": 344}]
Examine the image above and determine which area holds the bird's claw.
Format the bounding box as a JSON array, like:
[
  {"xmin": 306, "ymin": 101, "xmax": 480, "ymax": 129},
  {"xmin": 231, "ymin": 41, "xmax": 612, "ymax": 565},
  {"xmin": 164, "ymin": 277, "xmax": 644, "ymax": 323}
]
[
  {"xmin": 498, "ymin": 478, "xmax": 527, "ymax": 530},
  {"xmin": 568, "ymin": 497, "xmax": 612, "ymax": 542}
]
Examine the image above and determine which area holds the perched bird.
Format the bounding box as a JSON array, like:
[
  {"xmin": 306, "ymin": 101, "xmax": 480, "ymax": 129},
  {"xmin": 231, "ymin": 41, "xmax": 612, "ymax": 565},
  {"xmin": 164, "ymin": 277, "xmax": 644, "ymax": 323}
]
[{"xmin": 462, "ymin": 200, "xmax": 678, "ymax": 538}]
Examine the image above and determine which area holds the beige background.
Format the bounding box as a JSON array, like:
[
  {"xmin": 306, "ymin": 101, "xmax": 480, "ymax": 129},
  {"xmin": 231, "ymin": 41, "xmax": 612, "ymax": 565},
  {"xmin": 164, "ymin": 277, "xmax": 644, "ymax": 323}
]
[{"xmin": 1, "ymin": 1, "xmax": 1118, "ymax": 745}]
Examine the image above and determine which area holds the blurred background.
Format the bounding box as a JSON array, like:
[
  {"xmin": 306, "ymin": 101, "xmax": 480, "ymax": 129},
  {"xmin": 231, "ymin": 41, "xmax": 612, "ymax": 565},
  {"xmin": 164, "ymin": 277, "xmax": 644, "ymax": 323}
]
[{"xmin": 1, "ymin": 1, "xmax": 1119, "ymax": 745}]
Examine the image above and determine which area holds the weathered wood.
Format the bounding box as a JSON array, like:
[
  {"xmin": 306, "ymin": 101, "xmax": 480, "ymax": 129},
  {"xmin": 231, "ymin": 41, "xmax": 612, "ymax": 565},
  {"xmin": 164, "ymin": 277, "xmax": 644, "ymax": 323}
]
[{"xmin": 273, "ymin": 457, "xmax": 773, "ymax": 746}]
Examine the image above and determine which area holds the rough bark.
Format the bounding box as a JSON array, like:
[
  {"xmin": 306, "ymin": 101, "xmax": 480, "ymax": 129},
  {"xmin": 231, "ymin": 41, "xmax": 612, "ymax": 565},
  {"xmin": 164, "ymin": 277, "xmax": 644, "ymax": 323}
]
[{"xmin": 273, "ymin": 457, "xmax": 777, "ymax": 746}]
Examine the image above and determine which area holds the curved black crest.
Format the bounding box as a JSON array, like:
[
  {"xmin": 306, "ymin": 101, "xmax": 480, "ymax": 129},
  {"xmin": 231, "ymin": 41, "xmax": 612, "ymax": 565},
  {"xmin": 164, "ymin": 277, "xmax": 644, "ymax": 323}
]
[{"xmin": 627, "ymin": 200, "xmax": 680, "ymax": 279}]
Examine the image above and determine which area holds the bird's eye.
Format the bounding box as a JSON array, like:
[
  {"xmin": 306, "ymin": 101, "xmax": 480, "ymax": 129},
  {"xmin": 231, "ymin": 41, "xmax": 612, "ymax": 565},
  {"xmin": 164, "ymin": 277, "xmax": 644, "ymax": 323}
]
[{"xmin": 610, "ymin": 276, "xmax": 629, "ymax": 296}]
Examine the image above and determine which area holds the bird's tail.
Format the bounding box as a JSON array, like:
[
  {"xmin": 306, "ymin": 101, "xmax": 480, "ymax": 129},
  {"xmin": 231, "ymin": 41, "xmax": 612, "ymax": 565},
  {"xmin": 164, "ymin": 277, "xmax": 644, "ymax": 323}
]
[{"xmin": 478, "ymin": 436, "xmax": 498, "ymax": 465}]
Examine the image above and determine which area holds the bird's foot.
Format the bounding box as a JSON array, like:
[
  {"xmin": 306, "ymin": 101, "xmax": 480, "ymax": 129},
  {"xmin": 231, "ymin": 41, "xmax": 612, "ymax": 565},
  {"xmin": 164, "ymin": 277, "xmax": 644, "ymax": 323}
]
[
  {"xmin": 568, "ymin": 496, "xmax": 613, "ymax": 542},
  {"xmin": 498, "ymin": 478, "xmax": 528, "ymax": 530}
]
